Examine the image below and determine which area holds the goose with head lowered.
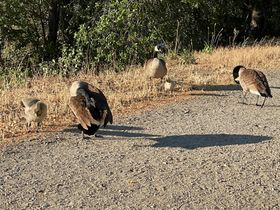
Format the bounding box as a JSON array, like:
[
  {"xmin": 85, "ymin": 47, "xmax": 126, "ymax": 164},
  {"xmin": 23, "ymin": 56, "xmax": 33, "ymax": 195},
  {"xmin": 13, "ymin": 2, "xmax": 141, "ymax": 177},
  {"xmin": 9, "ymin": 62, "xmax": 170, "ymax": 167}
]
[
  {"xmin": 233, "ymin": 65, "xmax": 272, "ymax": 108},
  {"xmin": 21, "ymin": 97, "xmax": 47, "ymax": 131},
  {"xmin": 69, "ymin": 81, "xmax": 113, "ymax": 139}
]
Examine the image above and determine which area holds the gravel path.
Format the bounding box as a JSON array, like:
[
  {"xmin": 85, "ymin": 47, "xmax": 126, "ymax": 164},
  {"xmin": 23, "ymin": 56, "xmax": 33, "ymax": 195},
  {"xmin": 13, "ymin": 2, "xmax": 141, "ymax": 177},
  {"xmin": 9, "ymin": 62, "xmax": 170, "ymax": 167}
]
[{"xmin": 1, "ymin": 71, "xmax": 280, "ymax": 210}]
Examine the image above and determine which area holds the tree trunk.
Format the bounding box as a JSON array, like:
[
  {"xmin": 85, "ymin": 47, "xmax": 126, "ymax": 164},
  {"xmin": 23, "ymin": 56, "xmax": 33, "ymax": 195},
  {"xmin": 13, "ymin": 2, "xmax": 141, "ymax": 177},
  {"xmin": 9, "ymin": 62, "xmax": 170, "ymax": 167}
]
[
  {"xmin": 0, "ymin": 52, "xmax": 3, "ymax": 67},
  {"xmin": 59, "ymin": 0, "xmax": 73, "ymax": 45},
  {"xmin": 248, "ymin": 0, "xmax": 272, "ymax": 39},
  {"xmin": 44, "ymin": 0, "xmax": 60, "ymax": 60},
  {"xmin": 0, "ymin": 41, "xmax": 4, "ymax": 67}
]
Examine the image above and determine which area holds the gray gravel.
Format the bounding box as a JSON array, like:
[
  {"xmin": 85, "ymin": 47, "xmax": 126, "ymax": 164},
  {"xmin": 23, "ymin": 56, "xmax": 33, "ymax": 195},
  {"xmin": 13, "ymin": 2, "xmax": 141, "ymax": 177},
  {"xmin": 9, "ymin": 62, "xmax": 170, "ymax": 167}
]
[{"xmin": 1, "ymin": 71, "xmax": 280, "ymax": 210}]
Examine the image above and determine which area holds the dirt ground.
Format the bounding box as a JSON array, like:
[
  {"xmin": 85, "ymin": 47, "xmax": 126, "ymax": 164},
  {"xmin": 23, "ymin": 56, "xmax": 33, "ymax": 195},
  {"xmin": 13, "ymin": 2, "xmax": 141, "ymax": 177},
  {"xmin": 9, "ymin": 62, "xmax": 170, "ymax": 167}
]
[{"xmin": 1, "ymin": 70, "xmax": 280, "ymax": 210}]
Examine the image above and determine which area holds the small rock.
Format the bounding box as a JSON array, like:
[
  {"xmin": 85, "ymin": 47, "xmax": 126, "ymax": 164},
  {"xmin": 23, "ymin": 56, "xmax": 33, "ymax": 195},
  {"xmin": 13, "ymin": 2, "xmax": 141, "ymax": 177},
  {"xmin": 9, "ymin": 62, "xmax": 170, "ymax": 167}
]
[
  {"xmin": 40, "ymin": 202, "xmax": 50, "ymax": 210},
  {"xmin": 68, "ymin": 201, "xmax": 74, "ymax": 207}
]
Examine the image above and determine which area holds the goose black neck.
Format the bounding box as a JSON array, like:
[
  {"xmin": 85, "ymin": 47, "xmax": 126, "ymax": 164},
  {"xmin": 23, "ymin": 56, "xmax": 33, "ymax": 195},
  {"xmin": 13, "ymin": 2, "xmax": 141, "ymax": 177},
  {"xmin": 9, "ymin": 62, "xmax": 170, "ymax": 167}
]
[
  {"xmin": 153, "ymin": 51, "xmax": 158, "ymax": 58},
  {"xmin": 77, "ymin": 88, "xmax": 91, "ymax": 107}
]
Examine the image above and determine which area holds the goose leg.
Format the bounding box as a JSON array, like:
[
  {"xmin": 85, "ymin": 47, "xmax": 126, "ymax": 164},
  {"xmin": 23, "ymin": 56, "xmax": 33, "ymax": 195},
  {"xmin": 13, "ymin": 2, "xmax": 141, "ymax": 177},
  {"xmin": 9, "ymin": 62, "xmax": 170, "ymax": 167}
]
[
  {"xmin": 148, "ymin": 77, "xmax": 153, "ymax": 90},
  {"xmin": 160, "ymin": 78, "xmax": 165, "ymax": 91},
  {"xmin": 261, "ymin": 97, "xmax": 267, "ymax": 108},
  {"xmin": 81, "ymin": 131, "xmax": 84, "ymax": 140},
  {"xmin": 26, "ymin": 122, "xmax": 31, "ymax": 132},
  {"xmin": 256, "ymin": 95, "xmax": 260, "ymax": 106},
  {"xmin": 94, "ymin": 133, "xmax": 103, "ymax": 138},
  {"xmin": 242, "ymin": 91, "xmax": 248, "ymax": 104},
  {"xmin": 36, "ymin": 122, "xmax": 41, "ymax": 132}
]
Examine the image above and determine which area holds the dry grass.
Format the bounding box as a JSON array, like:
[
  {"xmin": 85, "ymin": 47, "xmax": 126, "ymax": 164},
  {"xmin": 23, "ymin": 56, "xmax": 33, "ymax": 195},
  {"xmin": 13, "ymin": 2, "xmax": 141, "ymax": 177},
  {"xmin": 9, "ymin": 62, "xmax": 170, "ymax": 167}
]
[{"xmin": 1, "ymin": 45, "xmax": 280, "ymax": 145}]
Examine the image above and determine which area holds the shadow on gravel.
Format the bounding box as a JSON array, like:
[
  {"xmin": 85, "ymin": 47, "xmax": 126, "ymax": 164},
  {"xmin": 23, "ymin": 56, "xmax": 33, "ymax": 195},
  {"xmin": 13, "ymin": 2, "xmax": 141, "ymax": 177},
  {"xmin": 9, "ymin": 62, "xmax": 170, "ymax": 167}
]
[
  {"xmin": 63, "ymin": 124, "xmax": 158, "ymax": 138},
  {"xmin": 105, "ymin": 124, "xmax": 144, "ymax": 131},
  {"xmin": 192, "ymin": 84, "xmax": 241, "ymax": 91},
  {"xmin": 191, "ymin": 93, "xmax": 226, "ymax": 97},
  {"xmin": 271, "ymin": 86, "xmax": 280, "ymax": 89},
  {"xmin": 152, "ymin": 134, "xmax": 272, "ymax": 149}
]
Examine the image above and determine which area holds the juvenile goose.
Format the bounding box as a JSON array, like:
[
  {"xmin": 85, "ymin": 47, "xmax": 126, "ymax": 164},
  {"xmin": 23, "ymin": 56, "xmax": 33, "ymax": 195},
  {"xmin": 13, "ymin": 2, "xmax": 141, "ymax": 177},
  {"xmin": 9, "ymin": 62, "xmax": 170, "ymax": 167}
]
[
  {"xmin": 233, "ymin": 65, "xmax": 272, "ymax": 108},
  {"xmin": 21, "ymin": 97, "xmax": 47, "ymax": 130},
  {"xmin": 69, "ymin": 81, "xmax": 113, "ymax": 138},
  {"xmin": 164, "ymin": 77, "xmax": 176, "ymax": 92},
  {"xmin": 144, "ymin": 44, "xmax": 168, "ymax": 82}
]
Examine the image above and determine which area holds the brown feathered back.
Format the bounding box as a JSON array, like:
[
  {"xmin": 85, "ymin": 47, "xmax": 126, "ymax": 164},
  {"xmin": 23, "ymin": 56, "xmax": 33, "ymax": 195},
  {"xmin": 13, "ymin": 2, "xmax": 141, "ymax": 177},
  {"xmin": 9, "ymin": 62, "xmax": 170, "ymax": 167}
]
[
  {"xmin": 69, "ymin": 81, "xmax": 113, "ymax": 132},
  {"xmin": 69, "ymin": 95, "xmax": 97, "ymax": 130},
  {"xmin": 239, "ymin": 68, "xmax": 272, "ymax": 98},
  {"xmin": 87, "ymin": 84, "xmax": 113, "ymax": 126}
]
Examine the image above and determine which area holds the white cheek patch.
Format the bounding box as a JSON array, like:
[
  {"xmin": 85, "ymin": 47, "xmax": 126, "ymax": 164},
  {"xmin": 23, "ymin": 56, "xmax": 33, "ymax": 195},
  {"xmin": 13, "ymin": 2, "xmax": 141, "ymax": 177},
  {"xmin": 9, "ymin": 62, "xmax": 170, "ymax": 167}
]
[
  {"xmin": 249, "ymin": 89, "xmax": 261, "ymax": 96},
  {"xmin": 154, "ymin": 45, "xmax": 159, "ymax": 52}
]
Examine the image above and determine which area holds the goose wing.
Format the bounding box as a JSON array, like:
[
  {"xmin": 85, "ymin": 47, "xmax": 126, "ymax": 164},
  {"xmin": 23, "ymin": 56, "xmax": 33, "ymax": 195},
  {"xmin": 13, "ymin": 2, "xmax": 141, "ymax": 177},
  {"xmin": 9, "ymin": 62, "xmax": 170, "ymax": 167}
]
[
  {"xmin": 243, "ymin": 69, "xmax": 272, "ymax": 97},
  {"xmin": 69, "ymin": 95, "xmax": 98, "ymax": 130},
  {"xmin": 34, "ymin": 101, "xmax": 43, "ymax": 116},
  {"xmin": 159, "ymin": 58, "xmax": 166, "ymax": 66},
  {"xmin": 104, "ymin": 107, "xmax": 113, "ymax": 127},
  {"xmin": 144, "ymin": 59, "xmax": 153, "ymax": 69},
  {"xmin": 256, "ymin": 70, "xmax": 272, "ymax": 97},
  {"xmin": 34, "ymin": 101, "xmax": 47, "ymax": 117},
  {"xmin": 242, "ymin": 69, "xmax": 264, "ymax": 87},
  {"xmin": 21, "ymin": 98, "xmax": 40, "ymax": 108},
  {"xmin": 88, "ymin": 84, "xmax": 113, "ymax": 127},
  {"xmin": 256, "ymin": 70, "xmax": 270, "ymax": 87}
]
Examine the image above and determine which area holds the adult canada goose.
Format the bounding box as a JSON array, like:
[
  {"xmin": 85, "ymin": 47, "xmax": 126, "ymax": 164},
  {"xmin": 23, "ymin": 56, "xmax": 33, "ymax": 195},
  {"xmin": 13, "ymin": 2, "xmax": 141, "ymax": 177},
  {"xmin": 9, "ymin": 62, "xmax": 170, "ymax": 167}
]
[
  {"xmin": 233, "ymin": 65, "xmax": 272, "ymax": 108},
  {"xmin": 69, "ymin": 81, "xmax": 113, "ymax": 138},
  {"xmin": 21, "ymin": 97, "xmax": 47, "ymax": 131},
  {"xmin": 144, "ymin": 44, "xmax": 168, "ymax": 82}
]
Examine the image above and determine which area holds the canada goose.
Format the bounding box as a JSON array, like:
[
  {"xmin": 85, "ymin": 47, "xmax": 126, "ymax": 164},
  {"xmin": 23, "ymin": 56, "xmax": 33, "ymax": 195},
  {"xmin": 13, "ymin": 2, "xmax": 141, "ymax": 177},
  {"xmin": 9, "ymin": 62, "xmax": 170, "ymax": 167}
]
[
  {"xmin": 233, "ymin": 65, "xmax": 272, "ymax": 107},
  {"xmin": 144, "ymin": 44, "xmax": 168, "ymax": 82},
  {"xmin": 69, "ymin": 81, "xmax": 113, "ymax": 138},
  {"xmin": 21, "ymin": 97, "xmax": 47, "ymax": 131}
]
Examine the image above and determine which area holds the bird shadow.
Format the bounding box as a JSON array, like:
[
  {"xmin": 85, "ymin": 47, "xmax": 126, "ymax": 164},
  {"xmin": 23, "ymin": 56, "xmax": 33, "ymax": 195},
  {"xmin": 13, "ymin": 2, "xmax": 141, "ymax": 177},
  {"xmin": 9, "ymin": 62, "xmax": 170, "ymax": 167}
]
[
  {"xmin": 105, "ymin": 124, "xmax": 144, "ymax": 131},
  {"xmin": 151, "ymin": 134, "xmax": 272, "ymax": 149},
  {"xmin": 192, "ymin": 84, "xmax": 241, "ymax": 91},
  {"xmin": 191, "ymin": 93, "xmax": 226, "ymax": 97},
  {"xmin": 271, "ymin": 86, "xmax": 280, "ymax": 90},
  {"xmin": 237, "ymin": 100, "xmax": 280, "ymax": 108},
  {"xmin": 63, "ymin": 124, "xmax": 158, "ymax": 138}
]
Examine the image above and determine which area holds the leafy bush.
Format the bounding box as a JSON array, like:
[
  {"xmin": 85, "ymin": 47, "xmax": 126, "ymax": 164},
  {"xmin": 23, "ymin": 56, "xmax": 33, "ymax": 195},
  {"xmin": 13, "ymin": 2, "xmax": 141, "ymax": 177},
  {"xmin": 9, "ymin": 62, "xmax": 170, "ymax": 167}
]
[
  {"xmin": 74, "ymin": 0, "xmax": 159, "ymax": 70},
  {"xmin": 1, "ymin": 0, "xmax": 280, "ymax": 79}
]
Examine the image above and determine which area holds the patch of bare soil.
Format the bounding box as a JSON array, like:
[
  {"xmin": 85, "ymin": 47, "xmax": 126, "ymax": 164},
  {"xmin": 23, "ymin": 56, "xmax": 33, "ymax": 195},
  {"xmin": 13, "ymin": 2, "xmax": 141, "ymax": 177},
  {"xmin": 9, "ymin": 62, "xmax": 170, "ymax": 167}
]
[{"xmin": 1, "ymin": 70, "xmax": 280, "ymax": 209}]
